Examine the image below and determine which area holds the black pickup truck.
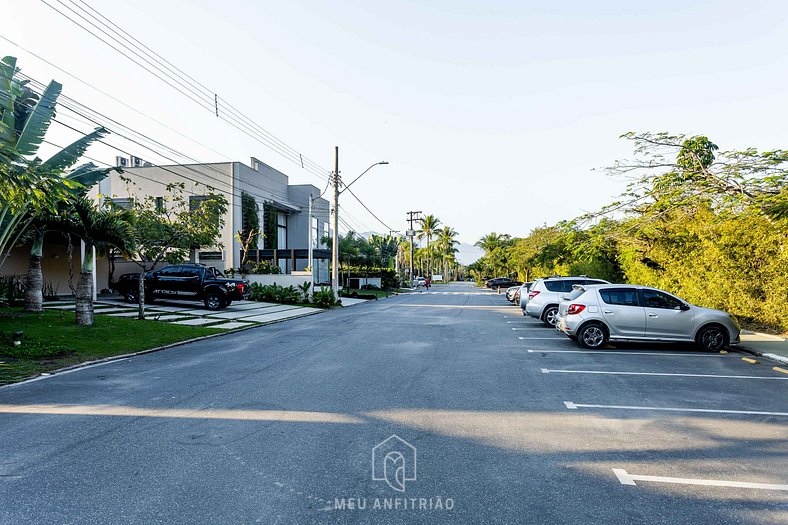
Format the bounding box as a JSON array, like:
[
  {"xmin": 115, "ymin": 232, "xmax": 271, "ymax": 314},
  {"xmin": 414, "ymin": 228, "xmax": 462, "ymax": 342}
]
[{"xmin": 116, "ymin": 264, "xmax": 250, "ymax": 310}]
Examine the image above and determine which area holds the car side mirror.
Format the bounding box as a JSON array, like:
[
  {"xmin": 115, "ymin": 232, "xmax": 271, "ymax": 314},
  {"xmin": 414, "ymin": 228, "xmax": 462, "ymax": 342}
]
[{"xmin": 678, "ymin": 303, "xmax": 690, "ymax": 311}]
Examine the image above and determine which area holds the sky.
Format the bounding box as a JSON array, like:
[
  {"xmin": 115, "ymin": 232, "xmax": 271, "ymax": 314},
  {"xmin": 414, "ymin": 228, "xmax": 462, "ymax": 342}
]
[{"xmin": 4, "ymin": 1, "xmax": 788, "ymax": 263}]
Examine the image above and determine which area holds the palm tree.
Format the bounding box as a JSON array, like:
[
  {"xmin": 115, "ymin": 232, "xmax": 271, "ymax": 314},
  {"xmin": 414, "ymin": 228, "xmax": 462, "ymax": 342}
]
[
  {"xmin": 0, "ymin": 56, "xmax": 115, "ymax": 310},
  {"xmin": 417, "ymin": 214, "xmax": 441, "ymax": 275},
  {"xmin": 475, "ymin": 232, "xmax": 511, "ymax": 277},
  {"xmin": 437, "ymin": 226, "xmax": 459, "ymax": 281},
  {"xmin": 57, "ymin": 197, "xmax": 135, "ymax": 326}
]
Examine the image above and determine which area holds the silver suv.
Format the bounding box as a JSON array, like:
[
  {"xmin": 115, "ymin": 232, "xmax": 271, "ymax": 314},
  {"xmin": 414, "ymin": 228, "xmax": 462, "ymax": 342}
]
[
  {"xmin": 524, "ymin": 276, "xmax": 610, "ymax": 326},
  {"xmin": 556, "ymin": 284, "xmax": 741, "ymax": 351}
]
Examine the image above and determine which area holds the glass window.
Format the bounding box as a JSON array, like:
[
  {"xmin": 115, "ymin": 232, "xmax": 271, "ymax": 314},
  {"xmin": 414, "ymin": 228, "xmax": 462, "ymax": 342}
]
[
  {"xmin": 156, "ymin": 266, "xmax": 181, "ymax": 276},
  {"xmin": 311, "ymin": 218, "xmax": 319, "ymax": 248},
  {"xmin": 600, "ymin": 288, "xmax": 640, "ymax": 306},
  {"xmin": 189, "ymin": 195, "xmax": 209, "ymax": 211},
  {"xmin": 544, "ymin": 280, "xmax": 563, "ymax": 292},
  {"xmin": 642, "ymin": 290, "xmax": 683, "ymax": 309},
  {"xmin": 583, "ymin": 279, "xmax": 608, "ymax": 285},
  {"xmin": 179, "ymin": 267, "xmax": 201, "ymax": 279},
  {"xmin": 323, "ymin": 223, "xmax": 329, "ymax": 248},
  {"xmin": 111, "ymin": 197, "xmax": 134, "ymax": 210},
  {"xmin": 277, "ymin": 212, "xmax": 287, "ymax": 250},
  {"xmin": 561, "ymin": 280, "xmax": 584, "ymax": 292}
]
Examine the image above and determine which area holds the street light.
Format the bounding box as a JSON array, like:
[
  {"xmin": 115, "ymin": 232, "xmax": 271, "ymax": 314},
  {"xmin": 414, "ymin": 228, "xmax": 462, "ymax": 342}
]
[
  {"xmin": 339, "ymin": 161, "xmax": 389, "ymax": 195},
  {"xmin": 331, "ymin": 158, "xmax": 389, "ymax": 298}
]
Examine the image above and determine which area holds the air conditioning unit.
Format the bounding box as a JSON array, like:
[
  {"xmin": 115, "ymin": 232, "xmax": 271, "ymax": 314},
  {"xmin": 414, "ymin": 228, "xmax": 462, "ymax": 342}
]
[
  {"xmin": 115, "ymin": 156, "xmax": 129, "ymax": 167},
  {"xmin": 131, "ymin": 156, "xmax": 145, "ymax": 168}
]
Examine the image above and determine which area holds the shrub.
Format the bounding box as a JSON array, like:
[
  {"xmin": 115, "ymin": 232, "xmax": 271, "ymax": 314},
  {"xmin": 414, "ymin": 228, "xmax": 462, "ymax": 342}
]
[
  {"xmin": 248, "ymin": 282, "xmax": 301, "ymax": 304},
  {"xmin": 312, "ymin": 288, "xmax": 338, "ymax": 308},
  {"xmin": 360, "ymin": 284, "xmax": 380, "ymax": 290}
]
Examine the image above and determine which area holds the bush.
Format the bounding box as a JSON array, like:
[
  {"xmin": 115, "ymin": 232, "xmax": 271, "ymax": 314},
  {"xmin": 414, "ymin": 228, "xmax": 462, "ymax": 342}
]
[
  {"xmin": 360, "ymin": 284, "xmax": 380, "ymax": 290},
  {"xmin": 248, "ymin": 282, "xmax": 301, "ymax": 304},
  {"xmin": 0, "ymin": 275, "xmax": 25, "ymax": 306},
  {"xmin": 312, "ymin": 288, "xmax": 338, "ymax": 308}
]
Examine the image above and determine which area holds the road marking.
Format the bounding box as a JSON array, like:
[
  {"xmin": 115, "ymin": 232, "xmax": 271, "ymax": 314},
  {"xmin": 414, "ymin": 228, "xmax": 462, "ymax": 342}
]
[
  {"xmin": 741, "ymin": 357, "xmax": 759, "ymax": 364},
  {"xmin": 512, "ymin": 327, "xmax": 552, "ymax": 331},
  {"xmin": 540, "ymin": 369, "xmax": 788, "ymax": 380},
  {"xmin": 518, "ymin": 337, "xmax": 566, "ymax": 340},
  {"xmin": 612, "ymin": 468, "xmax": 788, "ymax": 491},
  {"xmin": 528, "ymin": 349, "xmax": 725, "ymax": 357},
  {"xmin": 564, "ymin": 401, "xmax": 788, "ymax": 416}
]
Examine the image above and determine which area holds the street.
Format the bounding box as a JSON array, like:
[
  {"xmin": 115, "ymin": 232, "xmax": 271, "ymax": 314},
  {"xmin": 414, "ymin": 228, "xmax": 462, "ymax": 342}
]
[{"xmin": 1, "ymin": 282, "xmax": 786, "ymax": 524}]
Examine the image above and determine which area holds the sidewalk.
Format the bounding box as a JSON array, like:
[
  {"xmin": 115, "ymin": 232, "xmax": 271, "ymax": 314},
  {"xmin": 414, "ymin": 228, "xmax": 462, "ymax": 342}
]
[{"xmin": 737, "ymin": 330, "xmax": 788, "ymax": 365}]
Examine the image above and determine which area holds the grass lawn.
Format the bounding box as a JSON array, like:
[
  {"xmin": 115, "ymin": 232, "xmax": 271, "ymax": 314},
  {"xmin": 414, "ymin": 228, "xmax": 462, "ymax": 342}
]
[{"xmin": 0, "ymin": 308, "xmax": 223, "ymax": 385}]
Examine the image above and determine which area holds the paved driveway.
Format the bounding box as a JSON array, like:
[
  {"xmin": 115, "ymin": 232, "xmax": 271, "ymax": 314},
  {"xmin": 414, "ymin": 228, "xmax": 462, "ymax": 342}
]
[{"xmin": 2, "ymin": 283, "xmax": 786, "ymax": 523}]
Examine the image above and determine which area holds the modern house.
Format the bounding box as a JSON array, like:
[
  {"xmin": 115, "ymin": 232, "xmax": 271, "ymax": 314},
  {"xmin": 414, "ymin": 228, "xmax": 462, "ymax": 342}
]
[{"xmin": 2, "ymin": 157, "xmax": 332, "ymax": 295}]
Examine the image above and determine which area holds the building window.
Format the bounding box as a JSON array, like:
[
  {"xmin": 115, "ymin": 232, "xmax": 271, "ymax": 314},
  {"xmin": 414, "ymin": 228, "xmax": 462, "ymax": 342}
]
[
  {"xmin": 189, "ymin": 195, "xmax": 210, "ymax": 211},
  {"xmin": 155, "ymin": 197, "xmax": 165, "ymax": 212},
  {"xmin": 111, "ymin": 197, "xmax": 134, "ymax": 210},
  {"xmin": 311, "ymin": 218, "xmax": 319, "ymax": 248},
  {"xmin": 277, "ymin": 212, "xmax": 287, "ymax": 250},
  {"xmin": 322, "ymin": 223, "xmax": 329, "ymax": 248}
]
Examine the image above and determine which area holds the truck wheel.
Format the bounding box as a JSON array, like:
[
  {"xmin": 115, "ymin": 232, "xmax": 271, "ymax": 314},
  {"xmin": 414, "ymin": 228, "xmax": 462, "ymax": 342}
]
[{"xmin": 204, "ymin": 292, "xmax": 225, "ymax": 311}]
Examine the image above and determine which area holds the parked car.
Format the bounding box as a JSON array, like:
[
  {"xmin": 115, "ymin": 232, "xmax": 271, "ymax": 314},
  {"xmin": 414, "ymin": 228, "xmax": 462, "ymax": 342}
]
[
  {"xmin": 116, "ymin": 264, "xmax": 250, "ymax": 310},
  {"xmin": 505, "ymin": 285, "xmax": 519, "ymax": 302},
  {"xmin": 525, "ymin": 276, "xmax": 610, "ymax": 326},
  {"xmin": 413, "ymin": 277, "xmax": 426, "ymax": 288},
  {"xmin": 485, "ymin": 277, "xmax": 523, "ymax": 289},
  {"xmin": 509, "ymin": 281, "xmax": 531, "ymax": 304},
  {"xmin": 519, "ymin": 280, "xmax": 537, "ymax": 312},
  {"xmin": 556, "ymin": 284, "xmax": 741, "ymax": 351}
]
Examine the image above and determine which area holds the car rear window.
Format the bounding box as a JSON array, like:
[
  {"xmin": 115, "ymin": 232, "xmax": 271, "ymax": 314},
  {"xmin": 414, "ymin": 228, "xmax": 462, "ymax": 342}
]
[
  {"xmin": 565, "ymin": 287, "xmax": 586, "ymax": 301},
  {"xmin": 544, "ymin": 280, "xmax": 563, "ymax": 292},
  {"xmin": 599, "ymin": 288, "xmax": 640, "ymax": 306}
]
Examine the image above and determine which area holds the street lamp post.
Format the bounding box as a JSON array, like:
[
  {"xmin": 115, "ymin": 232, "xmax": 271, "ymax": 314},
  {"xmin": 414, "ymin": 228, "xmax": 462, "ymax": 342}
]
[{"xmin": 330, "ymin": 150, "xmax": 389, "ymax": 298}]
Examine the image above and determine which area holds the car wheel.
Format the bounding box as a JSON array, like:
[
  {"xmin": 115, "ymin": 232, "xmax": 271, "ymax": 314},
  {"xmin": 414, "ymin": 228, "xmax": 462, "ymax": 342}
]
[
  {"xmin": 542, "ymin": 306, "xmax": 559, "ymax": 327},
  {"xmin": 577, "ymin": 323, "xmax": 607, "ymax": 349},
  {"xmin": 204, "ymin": 293, "xmax": 225, "ymax": 311},
  {"xmin": 696, "ymin": 325, "xmax": 728, "ymax": 352},
  {"xmin": 124, "ymin": 289, "xmax": 138, "ymax": 303}
]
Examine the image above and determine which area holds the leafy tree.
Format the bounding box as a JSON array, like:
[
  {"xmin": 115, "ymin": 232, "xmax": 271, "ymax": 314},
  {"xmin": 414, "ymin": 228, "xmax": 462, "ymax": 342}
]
[{"xmin": 115, "ymin": 179, "xmax": 228, "ymax": 319}]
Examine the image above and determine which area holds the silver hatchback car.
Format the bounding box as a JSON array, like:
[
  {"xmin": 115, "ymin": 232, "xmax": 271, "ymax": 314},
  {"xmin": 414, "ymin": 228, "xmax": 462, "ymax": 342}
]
[{"xmin": 556, "ymin": 284, "xmax": 741, "ymax": 351}]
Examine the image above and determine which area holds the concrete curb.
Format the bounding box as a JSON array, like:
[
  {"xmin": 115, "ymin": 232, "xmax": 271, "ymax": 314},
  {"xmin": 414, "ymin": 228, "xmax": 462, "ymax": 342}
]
[
  {"xmin": 0, "ymin": 308, "xmax": 324, "ymax": 390},
  {"xmin": 736, "ymin": 344, "xmax": 788, "ymax": 366}
]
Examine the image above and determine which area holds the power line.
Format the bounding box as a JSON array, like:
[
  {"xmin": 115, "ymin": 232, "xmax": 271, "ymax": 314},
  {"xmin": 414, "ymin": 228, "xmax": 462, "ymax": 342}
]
[
  {"xmin": 40, "ymin": 0, "xmax": 331, "ymax": 182},
  {"xmin": 19, "ymin": 72, "xmax": 321, "ymax": 209}
]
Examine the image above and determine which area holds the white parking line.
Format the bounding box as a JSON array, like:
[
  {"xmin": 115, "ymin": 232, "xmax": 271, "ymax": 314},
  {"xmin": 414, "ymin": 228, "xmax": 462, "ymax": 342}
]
[
  {"xmin": 612, "ymin": 469, "xmax": 788, "ymax": 491},
  {"xmin": 564, "ymin": 401, "xmax": 788, "ymax": 416},
  {"xmin": 528, "ymin": 349, "xmax": 724, "ymax": 357},
  {"xmin": 540, "ymin": 369, "xmax": 788, "ymax": 380},
  {"xmin": 518, "ymin": 337, "xmax": 567, "ymax": 340}
]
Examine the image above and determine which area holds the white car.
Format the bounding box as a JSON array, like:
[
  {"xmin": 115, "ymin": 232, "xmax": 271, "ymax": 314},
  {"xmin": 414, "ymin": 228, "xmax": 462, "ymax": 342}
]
[
  {"xmin": 556, "ymin": 284, "xmax": 741, "ymax": 351},
  {"xmin": 524, "ymin": 276, "xmax": 610, "ymax": 326}
]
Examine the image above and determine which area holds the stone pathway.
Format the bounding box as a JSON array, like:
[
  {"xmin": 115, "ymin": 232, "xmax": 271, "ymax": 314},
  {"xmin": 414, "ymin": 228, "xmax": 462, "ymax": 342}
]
[{"xmin": 42, "ymin": 297, "xmax": 322, "ymax": 330}]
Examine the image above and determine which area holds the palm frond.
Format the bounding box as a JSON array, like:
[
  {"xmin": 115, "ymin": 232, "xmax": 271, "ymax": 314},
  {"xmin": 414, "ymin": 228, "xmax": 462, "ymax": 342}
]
[
  {"xmin": 43, "ymin": 127, "xmax": 109, "ymax": 172},
  {"xmin": 15, "ymin": 79, "xmax": 62, "ymax": 156}
]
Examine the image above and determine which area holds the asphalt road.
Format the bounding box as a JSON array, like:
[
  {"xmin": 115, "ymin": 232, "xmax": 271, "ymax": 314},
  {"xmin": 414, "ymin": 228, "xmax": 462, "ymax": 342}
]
[{"xmin": 1, "ymin": 283, "xmax": 786, "ymax": 524}]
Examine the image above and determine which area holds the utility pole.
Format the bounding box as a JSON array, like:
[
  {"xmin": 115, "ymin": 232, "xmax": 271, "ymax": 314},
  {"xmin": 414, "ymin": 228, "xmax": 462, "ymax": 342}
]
[
  {"xmin": 308, "ymin": 193, "xmax": 313, "ymax": 282},
  {"xmin": 406, "ymin": 211, "xmax": 421, "ymax": 285},
  {"xmin": 331, "ymin": 146, "xmax": 340, "ymax": 298}
]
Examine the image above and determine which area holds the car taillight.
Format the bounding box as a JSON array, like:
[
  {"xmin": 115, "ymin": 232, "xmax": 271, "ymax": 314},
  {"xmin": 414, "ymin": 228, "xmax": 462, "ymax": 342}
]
[
  {"xmin": 528, "ymin": 290, "xmax": 540, "ymax": 299},
  {"xmin": 237, "ymin": 283, "xmax": 244, "ymax": 293},
  {"xmin": 567, "ymin": 304, "xmax": 586, "ymax": 315}
]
